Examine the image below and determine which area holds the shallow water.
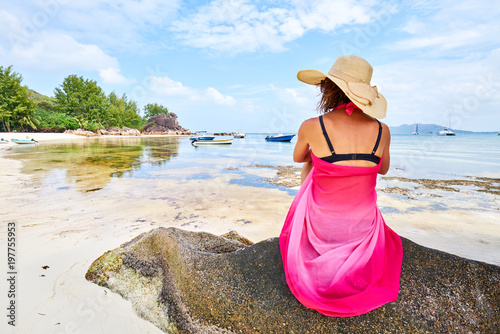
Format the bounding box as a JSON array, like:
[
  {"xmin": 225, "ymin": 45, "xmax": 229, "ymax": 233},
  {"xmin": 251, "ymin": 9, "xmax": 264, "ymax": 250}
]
[
  {"xmin": 8, "ymin": 133, "xmax": 500, "ymax": 221},
  {"xmin": 7, "ymin": 133, "xmax": 500, "ymax": 194}
]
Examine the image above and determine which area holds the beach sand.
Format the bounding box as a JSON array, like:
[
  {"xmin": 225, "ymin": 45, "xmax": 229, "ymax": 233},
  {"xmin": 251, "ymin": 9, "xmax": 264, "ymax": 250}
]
[{"xmin": 1, "ymin": 133, "xmax": 499, "ymax": 333}]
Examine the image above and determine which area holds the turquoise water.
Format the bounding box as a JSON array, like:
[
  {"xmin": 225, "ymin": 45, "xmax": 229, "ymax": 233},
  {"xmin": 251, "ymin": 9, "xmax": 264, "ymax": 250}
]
[{"xmin": 8, "ymin": 133, "xmax": 500, "ymax": 194}]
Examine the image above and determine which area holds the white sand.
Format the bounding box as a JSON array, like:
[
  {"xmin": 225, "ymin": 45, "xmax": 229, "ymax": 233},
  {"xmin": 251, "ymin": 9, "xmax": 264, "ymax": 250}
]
[{"xmin": 1, "ymin": 133, "xmax": 499, "ymax": 333}]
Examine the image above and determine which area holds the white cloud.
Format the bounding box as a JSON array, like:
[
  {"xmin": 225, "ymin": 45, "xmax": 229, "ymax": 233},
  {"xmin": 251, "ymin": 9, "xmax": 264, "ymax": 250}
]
[
  {"xmin": 391, "ymin": 29, "xmax": 483, "ymax": 52},
  {"xmin": 401, "ymin": 16, "xmax": 426, "ymax": 34},
  {"xmin": 206, "ymin": 87, "xmax": 236, "ymax": 105},
  {"xmin": 375, "ymin": 51, "xmax": 500, "ymax": 131},
  {"xmin": 2, "ymin": 0, "xmax": 181, "ymax": 52},
  {"xmin": 148, "ymin": 76, "xmax": 236, "ymax": 106},
  {"xmin": 171, "ymin": 0, "xmax": 379, "ymax": 54},
  {"xmin": 394, "ymin": 0, "xmax": 500, "ymax": 55},
  {"xmin": 149, "ymin": 76, "xmax": 194, "ymax": 96},
  {"xmin": 98, "ymin": 67, "xmax": 135, "ymax": 85},
  {"xmin": 2, "ymin": 28, "xmax": 133, "ymax": 85}
]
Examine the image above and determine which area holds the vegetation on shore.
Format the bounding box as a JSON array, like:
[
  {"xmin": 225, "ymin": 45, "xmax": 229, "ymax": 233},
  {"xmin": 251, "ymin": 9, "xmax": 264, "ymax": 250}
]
[{"xmin": 0, "ymin": 65, "xmax": 169, "ymax": 133}]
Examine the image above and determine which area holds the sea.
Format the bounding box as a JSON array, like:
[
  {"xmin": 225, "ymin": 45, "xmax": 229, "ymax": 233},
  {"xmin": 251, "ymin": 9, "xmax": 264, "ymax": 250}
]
[{"xmin": 7, "ymin": 133, "xmax": 500, "ymax": 195}]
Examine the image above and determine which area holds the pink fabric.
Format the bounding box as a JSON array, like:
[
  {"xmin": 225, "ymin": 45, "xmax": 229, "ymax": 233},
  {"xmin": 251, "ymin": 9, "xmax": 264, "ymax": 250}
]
[
  {"xmin": 279, "ymin": 152, "xmax": 403, "ymax": 317},
  {"xmin": 334, "ymin": 102, "xmax": 361, "ymax": 115}
]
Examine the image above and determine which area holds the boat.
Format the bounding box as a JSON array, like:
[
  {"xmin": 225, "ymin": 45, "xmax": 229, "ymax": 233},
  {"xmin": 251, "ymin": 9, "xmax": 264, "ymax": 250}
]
[
  {"xmin": 190, "ymin": 135, "xmax": 215, "ymax": 141},
  {"xmin": 0, "ymin": 138, "xmax": 9, "ymax": 144},
  {"xmin": 11, "ymin": 138, "xmax": 38, "ymax": 144},
  {"xmin": 265, "ymin": 133, "xmax": 295, "ymax": 142},
  {"xmin": 438, "ymin": 128, "xmax": 456, "ymax": 136},
  {"xmin": 439, "ymin": 113, "xmax": 456, "ymax": 136},
  {"xmin": 411, "ymin": 123, "xmax": 419, "ymax": 135},
  {"xmin": 234, "ymin": 132, "xmax": 246, "ymax": 138},
  {"xmin": 191, "ymin": 138, "xmax": 233, "ymax": 146},
  {"xmin": 190, "ymin": 130, "xmax": 215, "ymax": 141}
]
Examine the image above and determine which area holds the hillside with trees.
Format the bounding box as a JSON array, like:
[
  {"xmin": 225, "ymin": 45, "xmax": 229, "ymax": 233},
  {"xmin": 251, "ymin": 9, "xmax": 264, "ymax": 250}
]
[{"xmin": 0, "ymin": 65, "xmax": 178, "ymax": 133}]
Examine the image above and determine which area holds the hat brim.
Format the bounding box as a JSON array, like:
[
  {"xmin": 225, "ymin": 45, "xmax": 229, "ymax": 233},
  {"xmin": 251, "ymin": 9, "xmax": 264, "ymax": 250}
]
[{"xmin": 297, "ymin": 69, "xmax": 387, "ymax": 119}]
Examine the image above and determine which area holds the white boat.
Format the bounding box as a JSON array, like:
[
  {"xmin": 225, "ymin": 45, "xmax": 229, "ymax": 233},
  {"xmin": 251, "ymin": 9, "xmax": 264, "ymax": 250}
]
[
  {"xmin": 191, "ymin": 138, "xmax": 233, "ymax": 146},
  {"xmin": 11, "ymin": 138, "xmax": 38, "ymax": 144},
  {"xmin": 411, "ymin": 123, "xmax": 419, "ymax": 135},
  {"xmin": 438, "ymin": 128, "xmax": 456, "ymax": 136},
  {"xmin": 0, "ymin": 138, "xmax": 9, "ymax": 144},
  {"xmin": 234, "ymin": 132, "xmax": 246, "ymax": 138}
]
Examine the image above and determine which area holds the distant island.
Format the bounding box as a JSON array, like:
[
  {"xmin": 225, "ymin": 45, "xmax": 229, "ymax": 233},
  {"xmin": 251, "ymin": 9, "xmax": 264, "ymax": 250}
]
[{"xmin": 389, "ymin": 123, "xmax": 497, "ymax": 135}]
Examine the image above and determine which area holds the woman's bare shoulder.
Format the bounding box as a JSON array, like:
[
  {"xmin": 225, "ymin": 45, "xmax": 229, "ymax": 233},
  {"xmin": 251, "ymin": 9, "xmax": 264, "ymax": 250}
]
[
  {"xmin": 379, "ymin": 121, "xmax": 391, "ymax": 135},
  {"xmin": 299, "ymin": 116, "xmax": 320, "ymax": 131}
]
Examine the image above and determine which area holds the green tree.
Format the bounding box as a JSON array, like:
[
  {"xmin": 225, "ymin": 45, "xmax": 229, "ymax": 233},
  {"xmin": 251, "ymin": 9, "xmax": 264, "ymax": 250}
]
[
  {"xmin": 107, "ymin": 92, "xmax": 144, "ymax": 129},
  {"xmin": 143, "ymin": 103, "xmax": 169, "ymax": 120},
  {"xmin": 54, "ymin": 75, "xmax": 109, "ymax": 129},
  {"xmin": 0, "ymin": 66, "xmax": 37, "ymax": 132}
]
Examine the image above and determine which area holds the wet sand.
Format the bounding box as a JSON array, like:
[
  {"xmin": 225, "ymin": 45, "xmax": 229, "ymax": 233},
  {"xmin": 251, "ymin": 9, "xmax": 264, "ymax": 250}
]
[{"xmin": 1, "ymin": 134, "xmax": 499, "ymax": 333}]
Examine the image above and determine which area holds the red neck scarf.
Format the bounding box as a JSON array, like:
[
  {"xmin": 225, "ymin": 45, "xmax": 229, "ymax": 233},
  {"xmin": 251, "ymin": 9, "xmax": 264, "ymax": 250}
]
[{"xmin": 333, "ymin": 102, "xmax": 361, "ymax": 115}]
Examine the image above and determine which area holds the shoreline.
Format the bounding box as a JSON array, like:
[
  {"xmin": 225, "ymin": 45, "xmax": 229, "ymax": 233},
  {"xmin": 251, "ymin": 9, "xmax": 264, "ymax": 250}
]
[{"xmin": 1, "ymin": 135, "xmax": 499, "ymax": 333}]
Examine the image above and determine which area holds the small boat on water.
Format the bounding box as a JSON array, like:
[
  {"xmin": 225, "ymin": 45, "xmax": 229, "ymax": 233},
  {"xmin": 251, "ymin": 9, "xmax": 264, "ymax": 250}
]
[
  {"xmin": 190, "ymin": 130, "xmax": 215, "ymax": 141},
  {"xmin": 438, "ymin": 128, "xmax": 456, "ymax": 136},
  {"xmin": 234, "ymin": 132, "xmax": 246, "ymax": 138},
  {"xmin": 0, "ymin": 138, "xmax": 9, "ymax": 144},
  {"xmin": 190, "ymin": 135, "xmax": 215, "ymax": 141},
  {"xmin": 11, "ymin": 138, "xmax": 38, "ymax": 144},
  {"xmin": 191, "ymin": 138, "xmax": 233, "ymax": 146},
  {"xmin": 265, "ymin": 133, "xmax": 295, "ymax": 142},
  {"xmin": 411, "ymin": 123, "xmax": 419, "ymax": 135}
]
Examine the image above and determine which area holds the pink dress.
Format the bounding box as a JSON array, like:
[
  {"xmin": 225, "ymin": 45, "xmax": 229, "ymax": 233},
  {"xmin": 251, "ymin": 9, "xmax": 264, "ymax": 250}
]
[{"xmin": 279, "ymin": 152, "xmax": 403, "ymax": 317}]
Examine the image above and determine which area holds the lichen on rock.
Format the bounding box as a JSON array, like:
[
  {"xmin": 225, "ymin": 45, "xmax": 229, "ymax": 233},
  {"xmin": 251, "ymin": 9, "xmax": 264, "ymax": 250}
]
[{"xmin": 86, "ymin": 227, "xmax": 500, "ymax": 333}]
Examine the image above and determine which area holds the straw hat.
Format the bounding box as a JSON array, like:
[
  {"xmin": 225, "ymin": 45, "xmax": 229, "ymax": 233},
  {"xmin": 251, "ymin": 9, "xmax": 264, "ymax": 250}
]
[{"xmin": 297, "ymin": 55, "xmax": 387, "ymax": 118}]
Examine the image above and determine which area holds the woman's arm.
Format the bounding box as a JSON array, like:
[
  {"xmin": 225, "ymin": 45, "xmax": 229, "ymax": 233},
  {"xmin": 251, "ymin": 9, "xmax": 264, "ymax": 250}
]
[
  {"xmin": 293, "ymin": 120, "xmax": 313, "ymax": 163},
  {"xmin": 378, "ymin": 124, "xmax": 391, "ymax": 175}
]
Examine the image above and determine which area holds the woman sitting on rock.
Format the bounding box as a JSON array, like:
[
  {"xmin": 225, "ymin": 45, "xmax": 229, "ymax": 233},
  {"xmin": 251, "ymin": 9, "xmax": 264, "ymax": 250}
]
[{"xmin": 279, "ymin": 55, "xmax": 403, "ymax": 317}]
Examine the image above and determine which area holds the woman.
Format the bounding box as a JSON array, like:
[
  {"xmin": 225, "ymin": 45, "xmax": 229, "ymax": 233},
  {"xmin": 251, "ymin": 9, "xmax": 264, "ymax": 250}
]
[{"xmin": 279, "ymin": 55, "xmax": 403, "ymax": 317}]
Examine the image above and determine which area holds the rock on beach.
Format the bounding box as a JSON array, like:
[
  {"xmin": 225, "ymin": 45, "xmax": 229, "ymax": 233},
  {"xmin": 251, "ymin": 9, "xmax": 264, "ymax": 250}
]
[{"xmin": 86, "ymin": 227, "xmax": 499, "ymax": 333}]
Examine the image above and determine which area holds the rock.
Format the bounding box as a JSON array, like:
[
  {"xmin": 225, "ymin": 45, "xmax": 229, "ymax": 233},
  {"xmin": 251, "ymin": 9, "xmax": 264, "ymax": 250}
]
[
  {"xmin": 108, "ymin": 126, "xmax": 121, "ymax": 134},
  {"xmin": 120, "ymin": 127, "xmax": 141, "ymax": 136},
  {"xmin": 64, "ymin": 128, "xmax": 98, "ymax": 137},
  {"xmin": 86, "ymin": 227, "xmax": 499, "ymax": 333},
  {"xmin": 143, "ymin": 113, "xmax": 191, "ymax": 135}
]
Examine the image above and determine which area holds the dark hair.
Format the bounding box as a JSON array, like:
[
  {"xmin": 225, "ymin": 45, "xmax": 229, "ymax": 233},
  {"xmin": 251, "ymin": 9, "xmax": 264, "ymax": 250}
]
[{"xmin": 317, "ymin": 77, "xmax": 351, "ymax": 114}]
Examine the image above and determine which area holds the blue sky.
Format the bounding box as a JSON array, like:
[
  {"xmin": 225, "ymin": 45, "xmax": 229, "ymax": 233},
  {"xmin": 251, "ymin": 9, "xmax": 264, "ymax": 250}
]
[{"xmin": 1, "ymin": 0, "xmax": 499, "ymax": 132}]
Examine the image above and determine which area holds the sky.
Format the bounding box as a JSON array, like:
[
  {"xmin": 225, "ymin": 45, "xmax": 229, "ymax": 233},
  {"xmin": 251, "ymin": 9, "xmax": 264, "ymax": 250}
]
[{"xmin": 0, "ymin": 0, "xmax": 499, "ymax": 133}]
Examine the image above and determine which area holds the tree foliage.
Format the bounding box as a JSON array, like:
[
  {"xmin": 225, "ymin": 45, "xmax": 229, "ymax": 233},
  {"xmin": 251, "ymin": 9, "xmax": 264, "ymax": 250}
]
[
  {"xmin": 143, "ymin": 103, "xmax": 169, "ymax": 119},
  {"xmin": 0, "ymin": 66, "xmax": 166, "ymax": 132},
  {"xmin": 107, "ymin": 92, "xmax": 145, "ymax": 129},
  {"xmin": 54, "ymin": 75, "xmax": 109, "ymax": 128},
  {"xmin": 0, "ymin": 66, "xmax": 37, "ymax": 131}
]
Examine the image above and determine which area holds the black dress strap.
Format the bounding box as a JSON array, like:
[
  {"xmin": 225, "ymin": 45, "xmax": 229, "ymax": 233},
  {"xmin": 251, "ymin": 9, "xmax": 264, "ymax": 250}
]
[
  {"xmin": 371, "ymin": 120, "xmax": 383, "ymax": 154},
  {"xmin": 319, "ymin": 115, "xmax": 335, "ymax": 154}
]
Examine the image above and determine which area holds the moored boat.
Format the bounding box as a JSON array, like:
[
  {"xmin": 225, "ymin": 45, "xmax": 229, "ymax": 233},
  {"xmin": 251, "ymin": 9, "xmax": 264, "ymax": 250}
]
[
  {"xmin": 11, "ymin": 138, "xmax": 38, "ymax": 144},
  {"xmin": 234, "ymin": 132, "xmax": 246, "ymax": 138},
  {"xmin": 191, "ymin": 138, "xmax": 233, "ymax": 146},
  {"xmin": 438, "ymin": 128, "xmax": 456, "ymax": 136},
  {"xmin": 0, "ymin": 138, "xmax": 9, "ymax": 144},
  {"xmin": 411, "ymin": 123, "xmax": 419, "ymax": 135},
  {"xmin": 265, "ymin": 133, "xmax": 295, "ymax": 142},
  {"xmin": 190, "ymin": 136, "xmax": 215, "ymax": 141}
]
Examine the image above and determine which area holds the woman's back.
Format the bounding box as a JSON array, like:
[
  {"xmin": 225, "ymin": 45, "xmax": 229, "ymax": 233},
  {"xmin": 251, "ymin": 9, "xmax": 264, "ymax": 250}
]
[
  {"xmin": 297, "ymin": 107, "xmax": 391, "ymax": 174},
  {"xmin": 281, "ymin": 55, "xmax": 402, "ymax": 317}
]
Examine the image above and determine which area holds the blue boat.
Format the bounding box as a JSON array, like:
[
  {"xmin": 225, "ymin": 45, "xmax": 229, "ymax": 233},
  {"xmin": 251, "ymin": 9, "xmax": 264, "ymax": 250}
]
[
  {"xmin": 11, "ymin": 138, "xmax": 38, "ymax": 144},
  {"xmin": 265, "ymin": 133, "xmax": 295, "ymax": 142},
  {"xmin": 190, "ymin": 136, "xmax": 215, "ymax": 141}
]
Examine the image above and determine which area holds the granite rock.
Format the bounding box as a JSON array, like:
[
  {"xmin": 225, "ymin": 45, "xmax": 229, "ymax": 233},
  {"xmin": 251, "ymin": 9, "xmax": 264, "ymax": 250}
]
[
  {"xmin": 143, "ymin": 113, "xmax": 191, "ymax": 135},
  {"xmin": 86, "ymin": 227, "xmax": 499, "ymax": 333}
]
